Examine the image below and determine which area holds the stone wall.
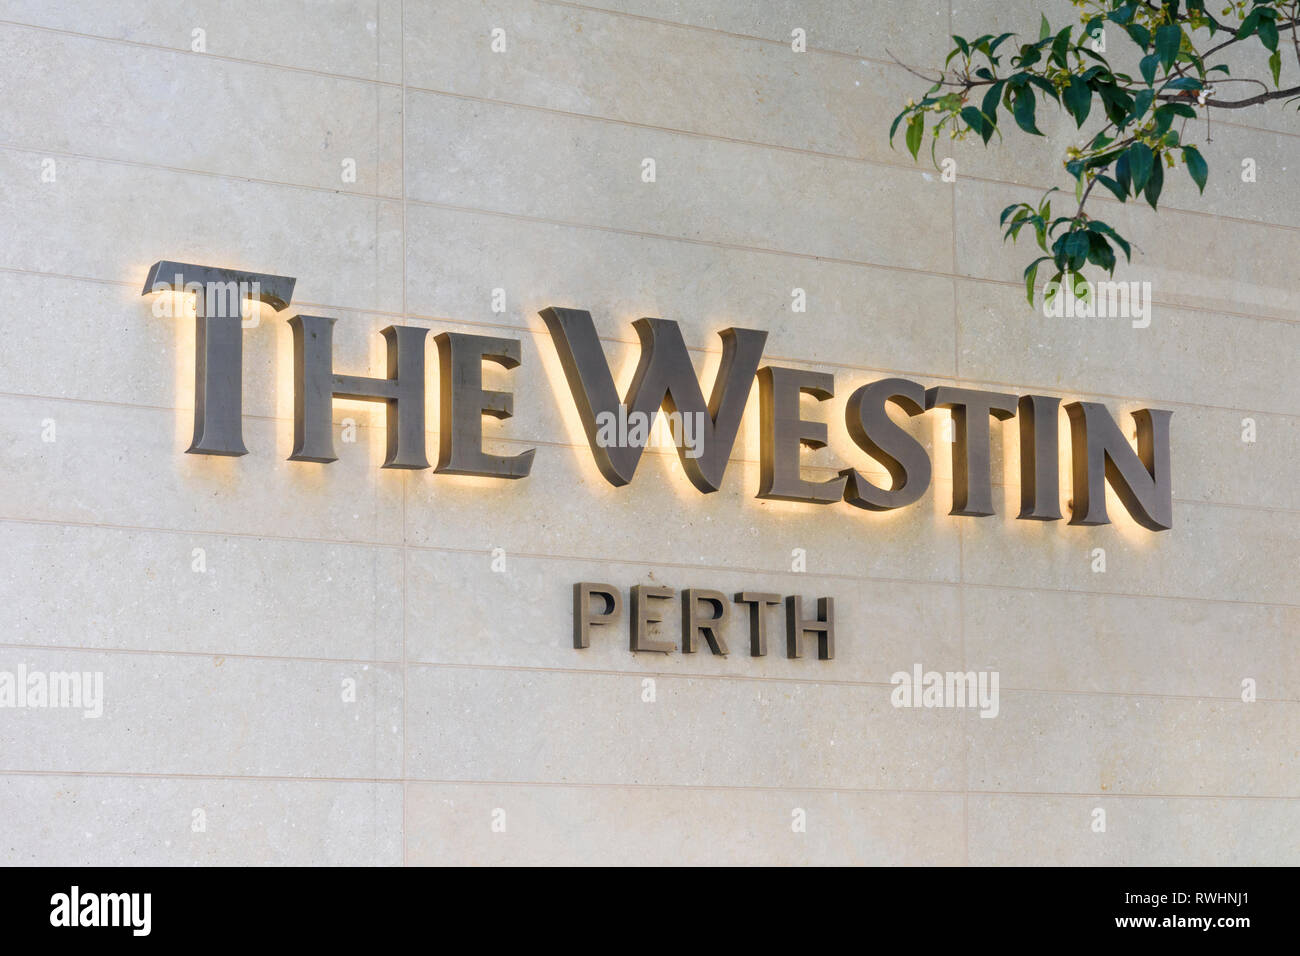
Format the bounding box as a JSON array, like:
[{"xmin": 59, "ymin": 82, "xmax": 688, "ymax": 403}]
[{"xmin": 0, "ymin": 0, "xmax": 1295, "ymax": 864}]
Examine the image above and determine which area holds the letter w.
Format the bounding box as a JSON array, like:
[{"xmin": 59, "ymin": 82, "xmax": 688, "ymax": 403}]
[{"xmin": 540, "ymin": 307, "xmax": 766, "ymax": 492}]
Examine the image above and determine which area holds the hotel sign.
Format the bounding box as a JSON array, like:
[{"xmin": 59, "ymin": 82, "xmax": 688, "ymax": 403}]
[
  {"xmin": 142, "ymin": 260, "xmax": 1173, "ymax": 532},
  {"xmin": 145, "ymin": 260, "xmax": 1177, "ymax": 662}
]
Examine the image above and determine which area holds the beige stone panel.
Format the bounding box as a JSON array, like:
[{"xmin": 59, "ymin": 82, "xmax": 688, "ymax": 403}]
[
  {"xmin": 962, "ymin": 585, "xmax": 1300, "ymax": 699},
  {"xmin": 404, "ymin": 202, "xmax": 960, "ymax": 377},
  {"xmin": 402, "ymin": 430, "xmax": 963, "ymax": 582},
  {"xmin": 0, "ymin": 395, "xmax": 404, "ymax": 544},
  {"xmin": 954, "ymin": 177, "xmax": 1300, "ymax": 322},
  {"xmin": 402, "ymin": 92, "xmax": 955, "ymax": 273},
  {"xmin": 404, "ymin": 0, "xmax": 935, "ymax": 164},
  {"xmin": 946, "ymin": 100, "xmax": 1084, "ymax": 198},
  {"xmin": 0, "ymin": 774, "xmax": 403, "ymax": 866},
  {"xmin": 966, "ymin": 690, "xmax": 1300, "ymax": 797},
  {"xmin": 575, "ymin": 0, "xmax": 954, "ymax": 66},
  {"xmin": 404, "ymin": 548, "xmax": 961, "ymax": 682},
  {"xmin": 405, "ymin": 781, "xmax": 964, "ymax": 865},
  {"xmin": 954, "ymin": 278, "xmax": 1300, "ymax": 416},
  {"xmin": 1150, "ymin": 122, "xmax": 1300, "ymax": 231},
  {"xmin": 960, "ymin": 498, "xmax": 1297, "ymax": 605},
  {"xmin": 0, "ymin": 648, "xmax": 403, "ymax": 777},
  {"xmin": 0, "ymin": 0, "xmax": 404, "ymax": 83},
  {"xmin": 0, "ymin": 24, "xmax": 402, "ymax": 196},
  {"xmin": 0, "ymin": 273, "xmax": 179, "ymax": 409},
  {"xmin": 1163, "ymin": 404, "xmax": 1298, "ymax": 512},
  {"xmin": 0, "ymin": 520, "xmax": 404, "ymax": 662},
  {"xmin": 405, "ymin": 665, "xmax": 965, "ymax": 789},
  {"xmin": 968, "ymin": 793, "xmax": 1300, "ymax": 865},
  {"xmin": 950, "ymin": 0, "xmax": 1083, "ymax": 39},
  {"xmin": 0, "ymin": 150, "xmax": 405, "ymax": 315}
]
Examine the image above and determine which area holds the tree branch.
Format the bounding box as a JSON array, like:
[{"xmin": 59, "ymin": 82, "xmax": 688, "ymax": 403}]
[{"xmin": 1159, "ymin": 84, "xmax": 1300, "ymax": 107}]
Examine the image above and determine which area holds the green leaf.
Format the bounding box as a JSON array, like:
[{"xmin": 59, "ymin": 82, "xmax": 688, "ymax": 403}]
[
  {"xmin": 1183, "ymin": 144, "xmax": 1208, "ymax": 193},
  {"xmin": 1153, "ymin": 102, "xmax": 1195, "ymax": 137},
  {"xmin": 1063, "ymin": 75, "xmax": 1092, "ymax": 125},
  {"xmin": 1095, "ymin": 174, "xmax": 1128, "ymax": 202},
  {"xmin": 989, "ymin": 32, "xmax": 1015, "ymax": 54},
  {"xmin": 1125, "ymin": 23, "xmax": 1151, "ymax": 49},
  {"xmin": 1051, "ymin": 27, "xmax": 1072, "ymax": 69},
  {"xmin": 1063, "ymin": 230, "xmax": 1091, "ymax": 271},
  {"xmin": 1115, "ymin": 150, "xmax": 1132, "ymax": 194},
  {"xmin": 1134, "ymin": 88, "xmax": 1154, "ymax": 119},
  {"xmin": 1087, "ymin": 232, "xmax": 1116, "ymax": 274},
  {"xmin": 889, "ymin": 111, "xmax": 905, "ymax": 143},
  {"xmin": 1107, "ymin": 4, "xmax": 1136, "ymax": 26},
  {"xmin": 1128, "ymin": 143, "xmax": 1154, "ymax": 194},
  {"xmin": 960, "ymin": 106, "xmax": 988, "ymax": 140},
  {"xmin": 1097, "ymin": 83, "xmax": 1134, "ymax": 125},
  {"xmin": 1260, "ymin": 19, "xmax": 1279, "ymax": 52},
  {"xmin": 1140, "ymin": 53, "xmax": 1160, "ymax": 86},
  {"xmin": 1087, "ymin": 219, "xmax": 1131, "ymax": 261},
  {"xmin": 1024, "ymin": 256, "xmax": 1049, "ymax": 305},
  {"xmin": 1144, "ymin": 155, "xmax": 1164, "ymax": 209},
  {"xmin": 1270, "ymin": 49, "xmax": 1282, "ymax": 86},
  {"xmin": 1025, "ymin": 74, "xmax": 1060, "ymax": 102},
  {"xmin": 1012, "ymin": 86, "xmax": 1042, "ymax": 135},
  {"xmin": 1236, "ymin": 9, "xmax": 1261, "ymax": 41},
  {"xmin": 1039, "ymin": 13, "xmax": 1051, "ymax": 41},
  {"xmin": 1154, "ymin": 24, "xmax": 1182, "ymax": 70},
  {"xmin": 981, "ymin": 80, "xmax": 1005, "ymax": 134},
  {"xmin": 905, "ymin": 113, "xmax": 923, "ymax": 159}
]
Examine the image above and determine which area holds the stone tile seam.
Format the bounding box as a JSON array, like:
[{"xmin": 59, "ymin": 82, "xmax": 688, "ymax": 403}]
[
  {"xmin": 2, "ymin": 75, "xmax": 1298, "ymax": 240},
  {"xmin": 1, "ymin": 642, "xmax": 1296, "ymax": 704},
  {"xmin": 2, "ymin": 5, "xmax": 1291, "ymax": 148},
  {"xmin": 4, "ymin": 389, "xmax": 1295, "ymax": 496},
  {"xmin": 2, "ymin": 150, "xmax": 1298, "ymax": 325},
  {"xmin": 0, "ymin": 769, "xmax": 1297, "ymax": 801},
  {"xmin": 0, "ymin": 516, "xmax": 1294, "ymax": 612},
  {"xmin": 2, "ymin": 270, "xmax": 1298, "ymax": 413}
]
